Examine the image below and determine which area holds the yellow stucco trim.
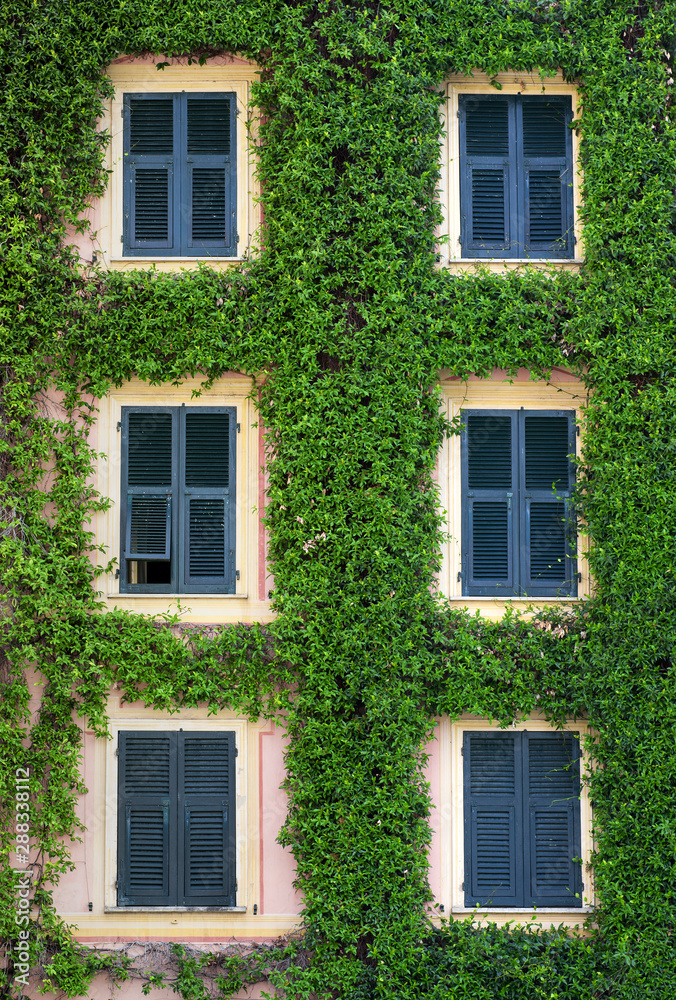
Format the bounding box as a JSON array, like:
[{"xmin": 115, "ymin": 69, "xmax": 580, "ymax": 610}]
[
  {"xmin": 435, "ymin": 713, "xmax": 595, "ymax": 930},
  {"xmin": 438, "ymin": 70, "xmax": 583, "ymax": 272},
  {"xmin": 438, "ymin": 370, "xmax": 591, "ymax": 617},
  {"xmin": 94, "ymin": 374, "xmax": 273, "ymax": 623},
  {"xmin": 66, "ymin": 702, "xmax": 300, "ymax": 940},
  {"xmin": 94, "ymin": 56, "xmax": 260, "ymax": 271}
]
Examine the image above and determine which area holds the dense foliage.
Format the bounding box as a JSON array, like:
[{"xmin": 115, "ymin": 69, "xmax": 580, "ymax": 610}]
[{"xmin": 1, "ymin": 0, "xmax": 676, "ymax": 997}]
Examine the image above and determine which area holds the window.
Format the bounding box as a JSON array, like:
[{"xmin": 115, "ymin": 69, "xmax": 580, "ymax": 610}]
[
  {"xmin": 463, "ymin": 730, "xmax": 582, "ymax": 908},
  {"xmin": 123, "ymin": 92, "xmax": 237, "ymax": 257},
  {"xmin": 120, "ymin": 406, "xmax": 237, "ymax": 594},
  {"xmin": 460, "ymin": 409, "xmax": 576, "ymax": 597},
  {"xmin": 458, "ymin": 95, "xmax": 574, "ymax": 259},
  {"xmin": 117, "ymin": 731, "xmax": 236, "ymax": 906}
]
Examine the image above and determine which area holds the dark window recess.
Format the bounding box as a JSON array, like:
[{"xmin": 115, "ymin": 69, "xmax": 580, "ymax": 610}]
[
  {"xmin": 117, "ymin": 731, "xmax": 236, "ymax": 907},
  {"xmin": 463, "ymin": 730, "xmax": 582, "ymax": 908},
  {"xmin": 120, "ymin": 406, "xmax": 237, "ymax": 594},
  {"xmin": 461, "ymin": 410, "xmax": 576, "ymax": 598},
  {"xmin": 459, "ymin": 94, "xmax": 574, "ymax": 259},
  {"xmin": 123, "ymin": 92, "xmax": 237, "ymax": 257}
]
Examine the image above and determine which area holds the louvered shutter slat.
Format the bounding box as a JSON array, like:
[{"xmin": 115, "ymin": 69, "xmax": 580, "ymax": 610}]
[
  {"xmin": 179, "ymin": 733, "xmax": 236, "ymax": 905},
  {"xmin": 186, "ymin": 96, "xmax": 234, "ymax": 252},
  {"xmin": 467, "ymin": 415, "xmax": 512, "ymax": 488},
  {"xmin": 521, "ymin": 101, "xmax": 567, "ymax": 157},
  {"xmin": 191, "ymin": 169, "xmax": 227, "ymax": 242},
  {"xmin": 528, "ymin": 171, "xmax": 564, "ymax": 243},
  {"xmin": 463, "ymin": 413, "xmax": 516, "ymax": 594},
  {"xmin": 126, "ymin": 495, "xmax": 171, "ymax": 561},
  {"xmin": 187, "ymin": 498, "xmax": 227, "ymax": 576},
  {"xmin": 528, "ymin": 501, "xmax": 567, "ymax": 581},
  {"xmin": 524, "ymin": 416, "xmax": 570, "ymax": 490},
  {"xmin": 465, "ymin": 733, "xmax": 521, "ymax": 906},
  {"xmin": 525, "ymin": 733, "xmax": 582, "ymax": 906},
  {"xmin": 521, "ymin": 413, "xmax": 575, "ymax": 594},
  {"xmin": 117, "ymin": 733, "xmax": 176, "ymax": 905},
  {"xmin": 460, "ymin": 98, "xmax": 512, "ymax": 255},
  {"xmin": 471, "ymin": 169, "xmax": 506, "ymax": 243},
  {"xmin": 123, "ymin": 411, "xmax": 174, "ymax": 566},
  {"xmin": 465, "ymin": 98, "xmax": 509, "ymax": 154},
  {"xmin": 187, "ymin": 97, "xmax": 231, "ymax": 155},
  {"xmin": 470, "ymin": 502, "xmax": 510, "ymax": 579},
  {"xmin": 126, "ymin": 98, "xmax": 175, "ymax": 250},
  {"xmin": 520, "ymin": 98, "xmax": 572, "ymax": 256},
  {"xmin": 182, "ymin": 410, "xmax": 234, "ymax": 590}
]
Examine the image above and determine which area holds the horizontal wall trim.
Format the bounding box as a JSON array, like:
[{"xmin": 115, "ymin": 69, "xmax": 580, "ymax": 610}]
[
  {"xmin": 104, "ymin": 906, "xmax": 247, "ymax": 913},
  {"xmin": 107, "ymin": 592, "xmax": 248, "ymax": 599}
]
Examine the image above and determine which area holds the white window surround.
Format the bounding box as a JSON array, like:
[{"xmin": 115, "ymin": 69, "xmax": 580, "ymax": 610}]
[
  {"xmin": 438, "ymin": 71, "xmax": 583, "ymax": 273},
  {"xmin": 93, "ymin": 57, "xmax": 260, "ymax": 271},
  {"xmin": 438, "ymin": 369, "xmax": 591, "ymax": 615},
  {"xmin": 437, "ymin": 714, "xmax": 594, "ymax": 927}
]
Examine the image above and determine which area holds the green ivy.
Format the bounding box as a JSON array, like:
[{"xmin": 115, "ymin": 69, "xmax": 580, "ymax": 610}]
[{"xmin": 2, "ymin": 0, "xmax": 676, "ymax": 997}]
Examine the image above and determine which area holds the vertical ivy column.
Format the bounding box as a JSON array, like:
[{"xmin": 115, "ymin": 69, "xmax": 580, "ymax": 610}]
[{"xmin": 253, "ymin": 7, "xmax": 448, "ymax": 993}]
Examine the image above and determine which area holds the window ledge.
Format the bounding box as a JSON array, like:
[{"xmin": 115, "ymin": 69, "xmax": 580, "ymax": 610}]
[
  {"xmin": 442, "ymin": 258, "xmax": 584, "ymax": 273},
  {"xmin": 108, "ymin": 593, "xmax": 248, "ymax": 599},
  {"xmin": 104, "ymin": 906, "xmax": 247, "ymax": 913},
  {"xmin": 451, "ymin": 906, "xmax": 591, "ymax": 914},
  {"xmin": 450, "ymin": 596, "xmax": 586, "ymax": 602}
]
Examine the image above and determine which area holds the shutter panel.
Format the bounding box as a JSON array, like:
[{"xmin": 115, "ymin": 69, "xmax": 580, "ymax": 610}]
[
  {"xmin": 462, "ymin": 413, "xmax": 517, "ymax": 595},
  {"xmin": 117, "ymin": 732, "xmax": 177, "ymax": 905},
  {"xmin": 519, "ymin": 97, "xmax": 573, "ymax": 257},
  {"xmin": 125, "ymin": 495, "xmax": 171, "ymax": 561},
  {"xmin": 464, "ymin": 733, "xmax": 522, "ymax": 906},
  {"xmin": 528, "ymin": 171, "xmax": 564, "ymax": 243},
  {"xmin": 122, "ymin": 410, "xmax": 175, "ymax": 575},
  {"xmin": 184, "ymin": 95, "xmax": 235, "ymax": 253},
  {"xmin": 125, "ymin": 97, "xmax": 177, "ymax": 252},
  {"xmin": 460, "ymin": 98, "xmax": 513, "ymax": 256},
  {"xmin": 524, "ymin": 416, "xmax": 570, "ymax": 490},
  {"xmin": 524, "ymin": 733, "xmax": 582, "ymax": 907},
  {"xmin": 527, "ymin": 501, "xmax": 567, "ymax": 581},
  {"xmin": 181, "ymin": 409, "xmax": 235, "ymax": 592},
  {"xmin": 520, "ymin": 413, "xmax": 576, "ymax": 595},
  {"xmin": 179, "ymin": 733, "xmax": 236, "ymax": 905}
]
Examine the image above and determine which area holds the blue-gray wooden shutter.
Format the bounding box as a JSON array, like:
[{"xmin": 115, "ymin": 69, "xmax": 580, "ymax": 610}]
[
  {"xmin": 124, "ymin": 95, "xmax": 178, "ymax": 254},
  {"xmin": 461, "ymin": 411, "xmax": 518, "ymax": 596},
  {"xmin": 178, "ymin": 732, "xmax": 236, "ymax": 906},
  {"xmin": 518, "ymin": 97, "xmax": 574, "ymax": 258},
  {"xmin": 117, "ymin": 732, "xmax": 177, "ymax": 905},
  {"xmin": 180, "ymin": 407, "xmax": 237, "ymax": 593},
  {"xmin": 182, "ymin": 94, "xmax": 237, "ymax": 255},
  {"xmin": 121, "ymin": 408, "xmax": 177, "ymax": 592},
  {"xmin": 459, "ymin": 96, "xmax": 516, "ymax": 257},
  {"xmin": 524, "ymin": 732, "xmax": 582, "ymax": 907},
  {"xmin": 519, "ymin": 411, "xmax": 576, "ymax": 597},
  {"xmin": 464, "ymin": 732, "xmax": 522, "ymax": 906}
]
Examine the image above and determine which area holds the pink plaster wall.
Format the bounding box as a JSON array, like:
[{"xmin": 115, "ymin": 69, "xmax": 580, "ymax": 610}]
[
  {"xmin": 47, "ymin": 714, "xmax": 300, "ymax": 921},
  {"xmin": 259, "ymin": 724, "xmax": 301, "ymax": 915},
  {"xmin": 28, "ymin": 968, "xmax": 277, "ymax": 999}
]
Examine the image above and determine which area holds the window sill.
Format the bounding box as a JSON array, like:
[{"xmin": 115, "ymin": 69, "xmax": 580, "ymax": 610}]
[
  {"xmin": 442, "ymin": 258, "xmax": 584, "ymax": 273},
  {"xmin": 108, "ymin": 592, "xmax": 248, "ymax": 599},
  {"xmin": 453, "ymin": 596, "xmax": 585, "ymax": 601},
  {"xmin": 451, "ymin": 906, "xmax": 591, "ymax": 914},
  {"xmin": 104, "ymin": 256, "xmax": 246, "ymax": 272},
  {"xmin": 105, "ymin": 906, "xmax": 247, "ymax": 913}
]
